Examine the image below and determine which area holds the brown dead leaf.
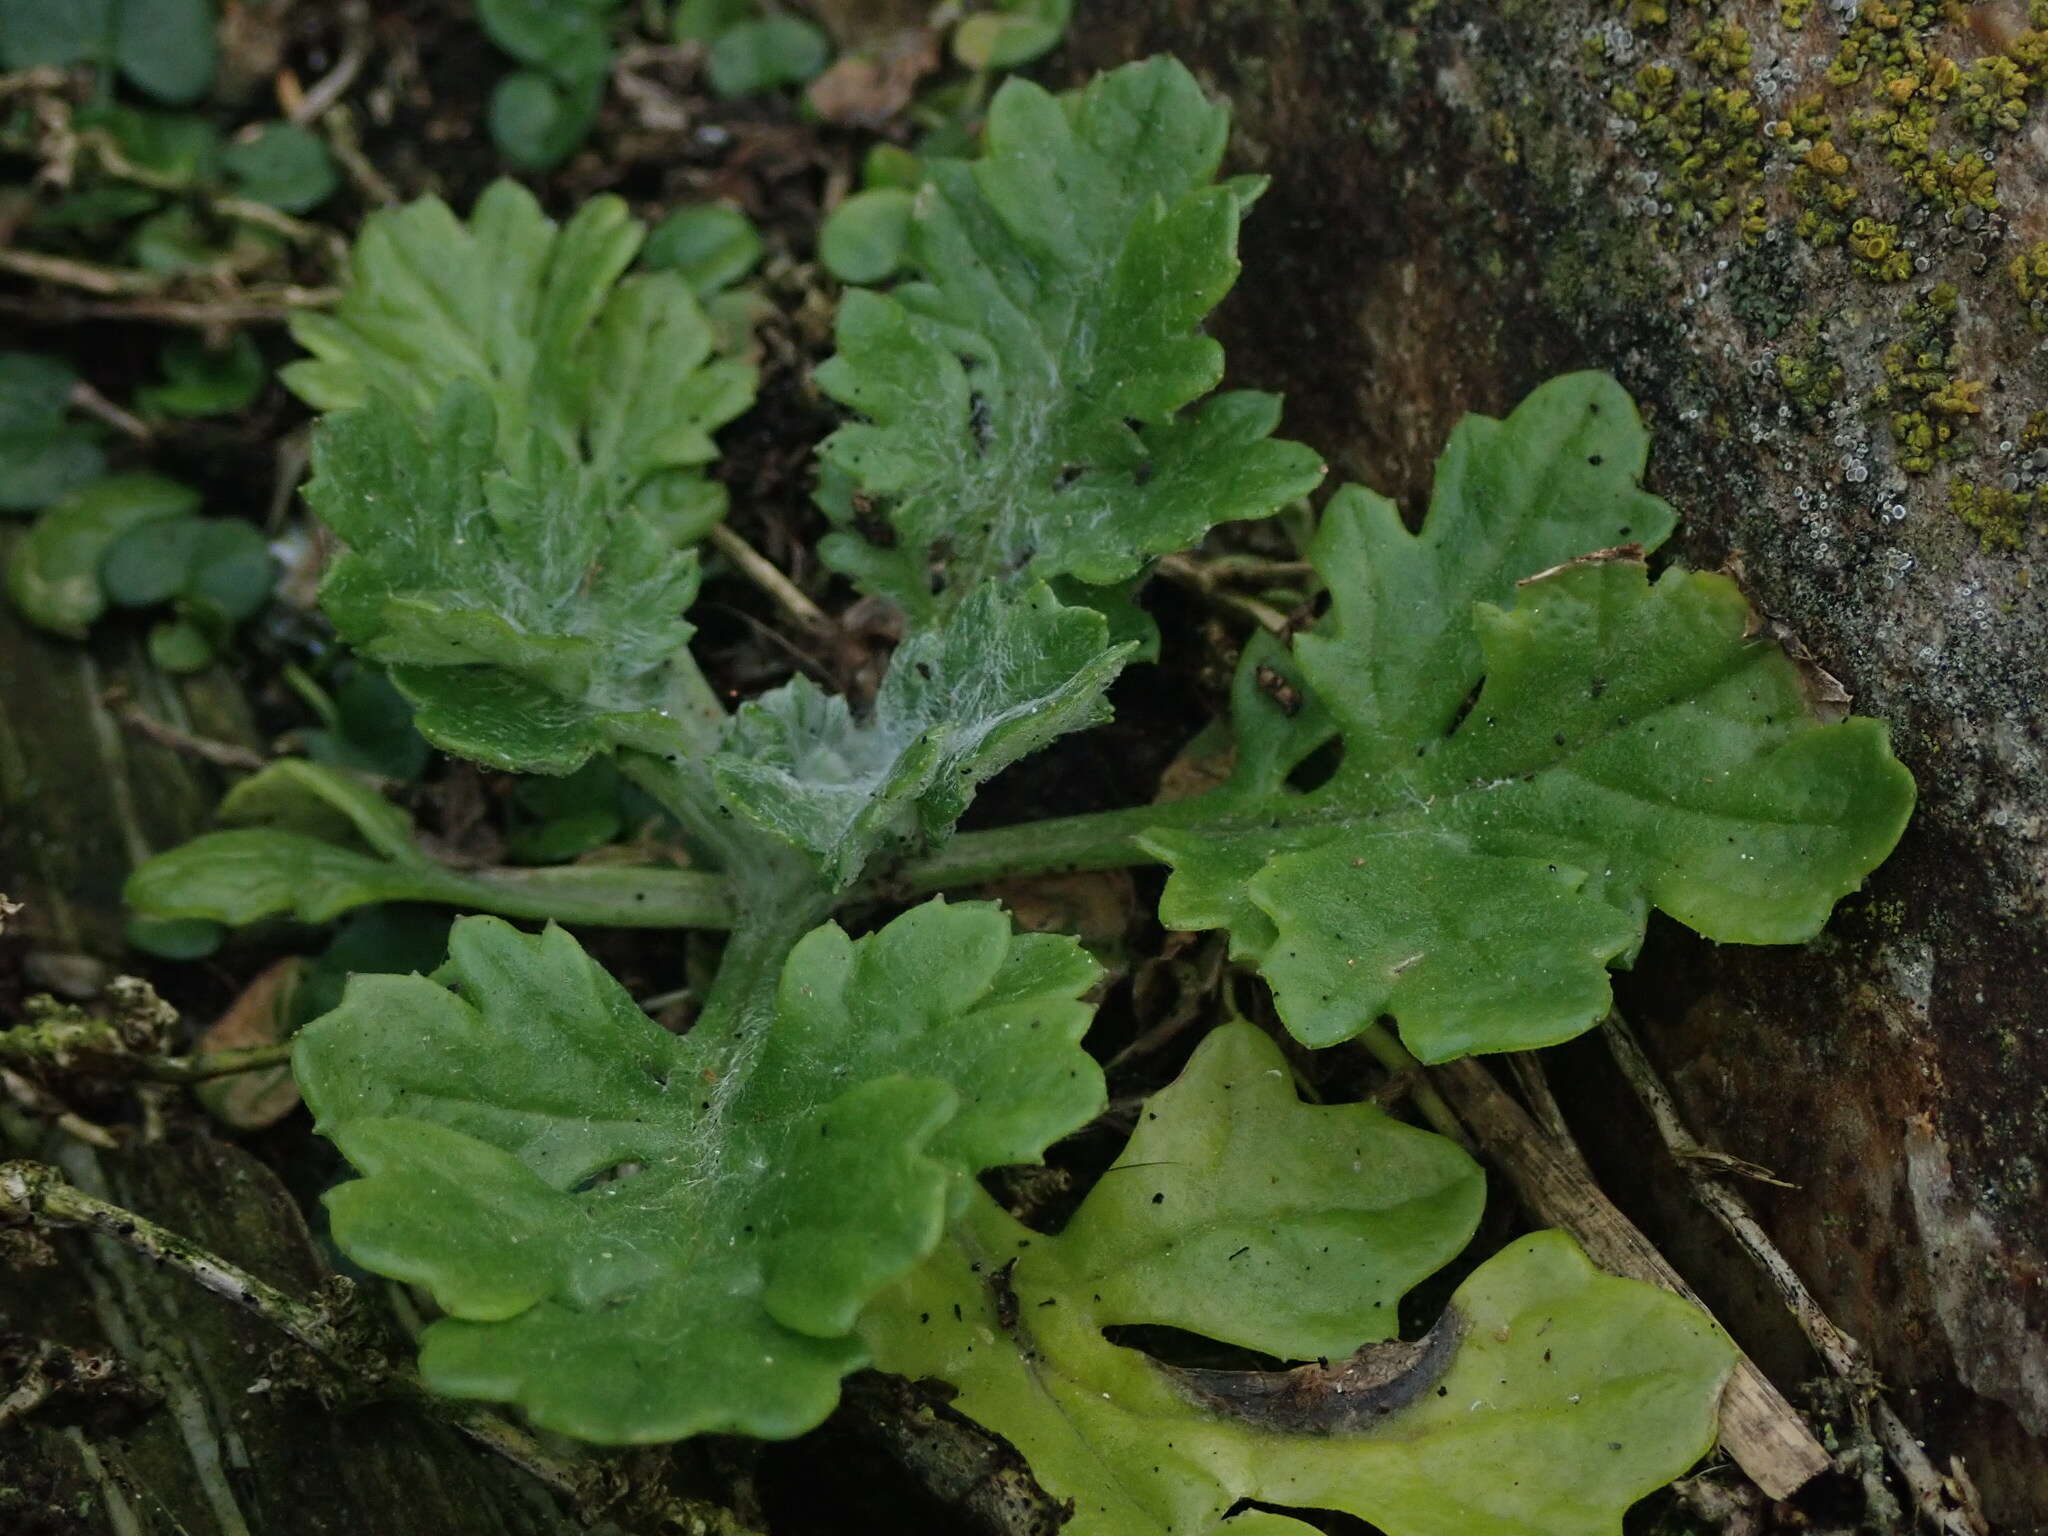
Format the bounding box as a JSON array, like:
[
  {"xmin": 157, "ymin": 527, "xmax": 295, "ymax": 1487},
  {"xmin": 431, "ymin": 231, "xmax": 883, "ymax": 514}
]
[
  {"xmin": 1169, "ymin": 1309, "xmax": 1464, "ymax": 1434},
  {"xmin": 806, "ymin": 28, "xmax": 940, "ymax": 128},
  {"xmin": 194, "ymin": 957, "xmax": 305, "ymax": 1130},
  {"xmin": 1155, "ymin": 717, "xmax": 1237, "ymax": 804},
  {"xmin": 982, "ymin": 870, "xmax": 1137, "ymax": 948}
]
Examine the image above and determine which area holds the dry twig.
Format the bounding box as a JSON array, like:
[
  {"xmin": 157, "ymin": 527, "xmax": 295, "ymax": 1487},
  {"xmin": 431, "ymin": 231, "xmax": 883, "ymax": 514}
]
[
  {"xmin": 1153, "ymin": 553, "xmax": 1295, "ymax": 636},
  {"xmin": 1506, "ymin": 1050, "xmax": 1593, "ymax": 1176},
  {"xmin": 0, "ymin": 287, "xmax": 339, "ymax": 328},
  {"xmin": 287, "ymin": 1, "xmax": 375, "ymax": 124},
  {"xmin": 67, "ymin": 379, "xmax": 152, "ymax": 442},
  {"xmin": 107, "ymin": 689, "xmax": 269, "ymax": 772},
  {"xmin": 708, "ymin": 522, "xmax": 832, "ymax": 630},
  {"xmin": 1427, "ymin": 1052, "xmax": 1833, "ymax": 1500},
  {"xmin": 1602, "ymin": 1016, "xmax": 1990, "ymax": 1536}
]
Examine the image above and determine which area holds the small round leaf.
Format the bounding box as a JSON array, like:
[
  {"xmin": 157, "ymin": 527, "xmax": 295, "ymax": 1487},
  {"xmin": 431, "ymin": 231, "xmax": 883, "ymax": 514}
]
[
  {"xmin": 643, "ymin": 203, "xmax": 764, "ymax": 296},
  {"xmin": 706, "ymin": 16, "xmax": 829, "ymax": 97},
  {"xmin": 115, "ymin": 0, "xmax": 219, "ymax": 106},
  {"xmin": 102, "ymin": 516, "xmax": 204, "ymax": 607},
  {"xmin": 148, "ymin": 615, "xmax": 216, "ymax": 672},
  {"xmin": 223, "ymin": 121, "xmax": 339, "ymax": 213},
  {"xmin": 819, "ymin": 188, "xmax": 913, "ymax": 284},
  {"xmin": 125, "ymin": 914, "xmax": 225, "ymax": 959},
  {"xmin": 184, "ymin": 518, "xmax": 275, "ymax": 622}
]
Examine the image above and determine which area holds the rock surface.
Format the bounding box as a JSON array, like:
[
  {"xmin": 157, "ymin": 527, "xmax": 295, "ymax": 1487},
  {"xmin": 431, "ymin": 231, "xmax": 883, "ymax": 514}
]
[{"xmin": 1062, "ymin": 0, "xmax": 2047, "ymax": 1525}]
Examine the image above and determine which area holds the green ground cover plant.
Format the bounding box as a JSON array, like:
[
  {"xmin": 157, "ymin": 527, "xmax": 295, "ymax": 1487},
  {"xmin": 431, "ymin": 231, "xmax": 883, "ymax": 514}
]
[{"xmin": 15, "ymin": 49, "xmax": 1912, "ymax": 1536}]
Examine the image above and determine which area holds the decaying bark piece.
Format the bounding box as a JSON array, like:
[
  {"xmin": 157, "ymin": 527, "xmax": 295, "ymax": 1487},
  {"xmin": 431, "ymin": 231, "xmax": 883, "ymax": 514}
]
[{"xmin": 0, "ymin": 1130, "xmax": 583, "ymax": 1536}]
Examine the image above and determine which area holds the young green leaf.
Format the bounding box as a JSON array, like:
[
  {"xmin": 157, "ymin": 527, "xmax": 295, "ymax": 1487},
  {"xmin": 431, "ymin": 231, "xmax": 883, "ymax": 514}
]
[
  {"xmin": 304, "ymin": 385, "xmax": 705, "ymax": 772},
  {"xmin": 705, "ymin": 15, "xmax": 830, "ymax": 97},
  {"xmin": 714, "ymin": 584, "xmax": 1132, "ymax": 886},
  {"xmin": 489, "ymin": 70, "xmax": 604, "ymax": 171},
  {"xmin": 642, "ymin": 202, "xmax": 765, "ymax": 297},
  {"xmin": 137, "ymin": 333, "xmax": 266, "ymax": 418},
  {"xmin": 673, "ymin": 0, "xmax": 756, "ymax": 44},
  {"xmin": 296, "ymin": 665, "xmax": 431, "ymax": 781},
  {"xmin": 102, "ymin": 516, "xmax": 206, "ymax": 606},
  {"xmin": 476, "ymin": 0, "xmax": 619, "ymax": 77},
  {"xmin": 0, "ymin": 352, "xmax": 105, "ymax": 512},
  {"xmin": 953, "ymin": 0, "xmax": 1072, "ymax": 70},
  {"xmin": 147, "ymin": 615, "xmax": 215, "ymax": 673},
  {"xmin": 112, "ymin": 0, "xmax": 218, "ymax": 105},
  {"xmin": 286, "ymin": 181, "xmax": 754, "ymax": 509},
  {"xmin": 814, "ymin": 57, "xmax": 1324, "ymax": 616},
  {"xmin": 222, "ymin": 121, "xmax": 338, "ymax": 213},
  {"xmin": 295, "ymin": 902, "xmax": 1106, "ymax": 1441},
  {"xmin": 864, "ymin": 1023, "xmax": 1735, "ymax": 1536},
  {"xmin": 504, "ymin": 758, "xmax": 628, "ymax": 864},
  {"xmin": 0, "ymin": 0, "xmax": 218, "ymax": 105},
  {"xmin": 7, "ymin": 474, "xmax": 200, "ymax": 637},
  {"xmin": 74, "ymin": 101, "xmax": 221, "ymax": 184},
  {"xmin": 0, "ymin": 0, "xmax": 113, "ymax": 73},
  {"xmin": 1139, "ymin": 375, "xmax": 1915, "ymax": 1062},
  {"xmin": 819, "ymin": 188, "xmax": 913, "ymax": 285}
]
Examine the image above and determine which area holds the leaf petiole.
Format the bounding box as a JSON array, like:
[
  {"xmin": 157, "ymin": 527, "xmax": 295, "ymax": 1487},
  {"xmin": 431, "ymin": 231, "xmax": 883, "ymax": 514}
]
[{"xmin": 886, "ymin": 793, "xmax": 1221, "ymax": 895}]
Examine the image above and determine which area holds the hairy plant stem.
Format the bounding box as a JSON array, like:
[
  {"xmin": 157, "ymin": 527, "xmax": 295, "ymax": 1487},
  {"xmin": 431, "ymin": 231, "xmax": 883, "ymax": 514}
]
[
  {"xmin": 886, "ymin": 793, "xmax": 1220, "ymax": 896},
  {"xmin": 619, "ymin": 746, "xmax": 836, "ymax": 1052},
  {"xmin": 428, "ymin": 860, "xmax": 733, "ymax": 930},
  {"xmin": 619, "ymin": 749, "xmax": 742, "ymax": 866}
]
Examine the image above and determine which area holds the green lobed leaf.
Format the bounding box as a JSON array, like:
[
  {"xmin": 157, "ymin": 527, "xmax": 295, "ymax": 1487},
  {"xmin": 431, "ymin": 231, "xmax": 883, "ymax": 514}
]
[
  {"xmin": 714, "ymin": 583, "xmax": 1133, "ymax": 886},
  {"xmin": 864, "ymin": 1023, "xmax": 1735, "ymax": 1536},
  {"xmin": 304, "ymin": 384, "xmax": 703, "ymax": 773},
  {"xmin": 285, "ymin": 180, "xmax": 754, "ymax": 508},
  {"xmin": 1053, "ymin": 1024, "xmax": 1485, "ymax": 1360},
  {"xmin": 1139, "ymin": 375, "xmax": 1915, "ymax": 1061},
  {"xmin": 813, "ymin": 56, "xmax": 1324, "ymax": 617},
  {"xmin": 295, "ymin": 902, "xmax": 1106, "ymax": 1441},
  {"xmin": 6, "ymin": 474, "xmax": 200, "ymax": 637}
]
